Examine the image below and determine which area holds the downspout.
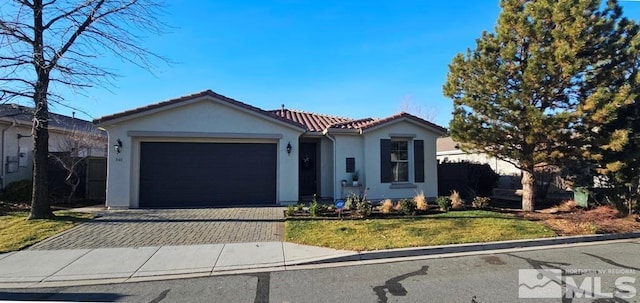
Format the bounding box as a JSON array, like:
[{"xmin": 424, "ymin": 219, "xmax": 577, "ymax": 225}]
[{"xmin": 323, "ymin": 130, "xmax": 337, "ymax": 201}]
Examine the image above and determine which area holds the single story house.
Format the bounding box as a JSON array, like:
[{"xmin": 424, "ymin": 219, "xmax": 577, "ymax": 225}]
[
  {"xmin": 94, "ymin": 90, "xmax": 447, "ymax": 208},
  {"xmin": 437, "ymin": 136, "xmax": 521, "ymax": 176},
  {"xmin": 0, "ymin": 104, "xmax": 107, "ymax": 190}
]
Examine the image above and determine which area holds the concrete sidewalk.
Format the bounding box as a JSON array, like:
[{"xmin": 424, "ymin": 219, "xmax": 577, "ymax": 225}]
[
  {"xmin": 1, "ymin": 232, "xmax": 639, "ymax": 289},
  {"xmin": 0, "ymin": 242, "xmax": 355, "ymax": 288}
]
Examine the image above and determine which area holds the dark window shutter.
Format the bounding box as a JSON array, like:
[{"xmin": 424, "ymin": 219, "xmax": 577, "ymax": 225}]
[
  {"xmin": 346, "ymin": 157, "xmax": 355, "ymax": 173},
  {"xmin": 380, "ymin": 139, "xmax": 392, "ymax": 183},
  {"xmin": 414, "ymin": 140, "xmax": 425, "ymax": 183}
]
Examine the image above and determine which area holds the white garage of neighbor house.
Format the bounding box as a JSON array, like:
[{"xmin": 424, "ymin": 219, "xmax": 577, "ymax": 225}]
[{"xmin": 94, "ymin": 90, "xmax": 447, "ymax": 208}]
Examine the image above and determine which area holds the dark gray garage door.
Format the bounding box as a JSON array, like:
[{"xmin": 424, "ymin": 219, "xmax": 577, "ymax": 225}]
[{"xmin": 139, "ymin": 142, "xmax": 277, "ymax": 207}]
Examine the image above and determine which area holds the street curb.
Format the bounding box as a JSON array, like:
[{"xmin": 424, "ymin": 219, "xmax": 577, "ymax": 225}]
[
  {"xmin": 2, "ymin": 233, "xmax": 638, "ymax": 289},
  {"xmin": 299, "ymin": 232, "xmax": 640, "ymax": 264}
]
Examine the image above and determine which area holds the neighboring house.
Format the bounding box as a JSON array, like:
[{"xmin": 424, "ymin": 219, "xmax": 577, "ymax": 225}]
[
  {"xmin": 94, "ymin": 90, "xmax": 447, "ymax": 209},
  {"xmin": 437, "ymin": 137, "xmax": 570, "ymax": 203},
  {"xmin": 437, "ymin": 136, "xmax": 521, "ymax": 177},
  {"xmin": 0, "ymin": 104, "xmax": 108, "ymax": 190}
]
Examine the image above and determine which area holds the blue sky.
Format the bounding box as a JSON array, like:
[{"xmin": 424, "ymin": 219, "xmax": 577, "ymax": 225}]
[{"xmin": 48, "ymin": 1, "xmax": 640, "ymax": 128}]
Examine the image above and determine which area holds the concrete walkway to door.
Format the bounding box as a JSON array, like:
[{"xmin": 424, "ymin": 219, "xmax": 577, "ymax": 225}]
[{"xmin": 29, "ymin": 207, "xmax": 285, "ymax": 250}]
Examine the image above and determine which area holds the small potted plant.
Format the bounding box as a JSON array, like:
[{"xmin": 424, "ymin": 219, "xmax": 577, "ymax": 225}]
[{"xmin": 352, "ymin": 170, "xmax": 359, "ymax": 186}]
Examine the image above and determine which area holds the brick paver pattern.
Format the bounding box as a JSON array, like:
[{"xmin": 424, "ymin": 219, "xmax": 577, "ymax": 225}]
[{"xmin": 29, "ymin": 207, "xmax": 285, "ymax": 250}]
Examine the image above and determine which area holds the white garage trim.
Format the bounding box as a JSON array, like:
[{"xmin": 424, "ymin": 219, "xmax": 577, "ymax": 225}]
[{"xmin": 127, "ymin": 131, "xmax": 284, "ymax": 139}]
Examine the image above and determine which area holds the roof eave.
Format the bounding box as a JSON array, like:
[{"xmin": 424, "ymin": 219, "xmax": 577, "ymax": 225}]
[
  {"xmin": 323, "ymin": 128, "xmax": 362, "ymax": 135},
  {"xmin": 362, "ymin": 117, "xmax": 447, "ymax": 136},
  {"xmin": 95, "ymin": 93, "xmax": 306, "ymax": 132}
]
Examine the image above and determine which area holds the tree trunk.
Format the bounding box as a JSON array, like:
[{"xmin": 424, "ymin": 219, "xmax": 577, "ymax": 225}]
[
  {"xmin": 67, "ymin": 176, "xmax": 79, "ymax": 205},
  {"xmin": 29, "ymin": 92, "xmax": 53, "ymax": 219},
  {"xmin": 28, "ymin": 0, "xmax": 53, "ymax": 219},
  {"xmin": 521, "ymin": 169, "xmax": 535, "ymax": 212}
]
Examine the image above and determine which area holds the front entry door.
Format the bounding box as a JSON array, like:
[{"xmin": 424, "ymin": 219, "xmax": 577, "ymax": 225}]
[{"xmin": 298, "ymin": 142, "xmax": 317, "ymax": 196}]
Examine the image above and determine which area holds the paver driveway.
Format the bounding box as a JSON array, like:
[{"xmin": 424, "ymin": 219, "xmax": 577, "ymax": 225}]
[{"xmin": 29, "ymin": 207, "xmax": 285, "ymax": 250}]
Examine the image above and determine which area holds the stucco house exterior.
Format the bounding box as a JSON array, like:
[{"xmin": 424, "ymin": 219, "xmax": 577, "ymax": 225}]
[
  {"xmin": 437, "ymin": 136, "xmax": 521, "ymax": 177},
  {"xmin": 94, "ymin": 90, "xmax": 447, "ymax": 208},
  {"xmin": 0, "ymin": 104, "xmax": 108, "ymax": 190}
]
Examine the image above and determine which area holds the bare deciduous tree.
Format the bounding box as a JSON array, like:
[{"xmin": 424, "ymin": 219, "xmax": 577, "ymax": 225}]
[
  {"xmin": 0, "ymin": 0, "xmax": 167, "ymax": 219},
  {"xmin": 50, "ymin": 126, "xmax": 106, "ymax": 204},
  {"xmin": 399, "ymin": 95, "xmax": 438, "ymax": 122}
]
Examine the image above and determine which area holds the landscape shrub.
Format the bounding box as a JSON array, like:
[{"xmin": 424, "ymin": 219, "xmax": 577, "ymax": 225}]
[
  {"xmin": 398, "ymin": 198, "xmax": 417, "ymax": 216},
  {"xmin": 356, "ymin": 200, "xmax": 372, "ymax": 218},
  {"xmin": 450, "ymin": 190, "xmax": 465, "ymax": 210},
  {"xmin": 2, "ymin": 180, "xmax": 32, "ymax": 202},
  {"xmin": 380, "ymin": 199, "xmax": 394, "ymax": 214},
  {"xmin": 436, "ymin": 196, "xmax": 452, "ymax": 212},
  {"xmin": 414, "ymin": 191, "xmax": 428, "ymax": 211},
  {"xmin": 471, "ymin": 196, "xmax": 491, "ymax": 209},
  {"xmin": 309, "ymin": 200, "xmax": 320, "ymax": 216},
  {"xmin": 285, "ymin": 205, "xmax": 296, "ymax": 216}
]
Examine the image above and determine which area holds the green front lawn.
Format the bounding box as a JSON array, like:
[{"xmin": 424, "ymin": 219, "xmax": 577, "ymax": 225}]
[
  {"xmin": 0, "ymin": 211, "xmax": 94, "ymax": 253},
  {"xmin": 286, "ymin": 210, "xmax": 556, "ymax": 251}
]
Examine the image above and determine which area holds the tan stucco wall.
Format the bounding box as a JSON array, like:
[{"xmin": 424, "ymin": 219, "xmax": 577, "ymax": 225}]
[{"xmin": 100, "ymin": 97, "xmax": 304, "ymax": 208}]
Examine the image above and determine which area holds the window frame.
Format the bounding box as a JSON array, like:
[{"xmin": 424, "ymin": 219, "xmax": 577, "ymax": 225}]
[{"xmin": 390, "ymin": 139, "xmax": 410, "ymax": 183}]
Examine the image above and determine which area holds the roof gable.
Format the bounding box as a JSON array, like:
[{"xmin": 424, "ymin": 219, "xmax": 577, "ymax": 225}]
[
  {"xmin": 94, "ymin": 90, "xmax": 306, "ymax": 130},
  {"xmin": 93, "ymin": 89, "xmax": 447, "ymax": 135},
  {"xmin": 359, "ymin": 112, "xmax": 448, "ymax": 135}
]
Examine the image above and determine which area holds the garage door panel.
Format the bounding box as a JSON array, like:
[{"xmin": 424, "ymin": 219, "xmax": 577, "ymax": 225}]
[{"xmin": 139, "ymin": 142, "xmax": 276, "ymax": 207}]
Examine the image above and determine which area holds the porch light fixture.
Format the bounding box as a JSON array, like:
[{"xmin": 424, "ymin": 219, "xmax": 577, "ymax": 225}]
[
  {"xmin": 114, "ymin": 139, "xmax": 123, "ymax": 154},
  {"xmin": 286, "ymin": 142, "xmax": 292, "ymax": 155}
]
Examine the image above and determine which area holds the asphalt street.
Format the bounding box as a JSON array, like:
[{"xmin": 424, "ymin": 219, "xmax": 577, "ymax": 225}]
[{"xmin": 1, "ymin": 239, "xmax": 638, "ymax": 303}]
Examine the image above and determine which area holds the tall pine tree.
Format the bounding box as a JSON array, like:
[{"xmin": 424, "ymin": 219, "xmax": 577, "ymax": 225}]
[{"xmin": 443, "ymin": 0, "xmax": 635, "ymax": 211}]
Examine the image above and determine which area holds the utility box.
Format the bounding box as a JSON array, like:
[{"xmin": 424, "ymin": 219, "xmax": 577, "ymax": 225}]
[{"xmin": 573, "ymin": 187, "xmax": 589, "ymax": 208}]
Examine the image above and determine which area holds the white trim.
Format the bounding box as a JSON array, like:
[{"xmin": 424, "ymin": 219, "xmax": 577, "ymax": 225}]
[{"xmin": 127, "ymin": 131, "xmax": 283, "ymax": 139}]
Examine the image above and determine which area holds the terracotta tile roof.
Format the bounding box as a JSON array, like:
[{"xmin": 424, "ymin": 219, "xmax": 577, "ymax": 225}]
[
  {"xmin": 328, "ymin": 117, "xmax": 376, "ymax": 129},
  {"xmin": 271, "ymin": 110, "xmax": 447, "ymax": 134},
  {"xmin": 93, "ymin": 89, "xmax": 447, "ymax": 135},
  {"xmin": 94, "ymin": 90, "xmax": 306, "ymax": 129},
  {"xmin": 268, "ymin": 108, "xmax": 352, "ymax": 132}
]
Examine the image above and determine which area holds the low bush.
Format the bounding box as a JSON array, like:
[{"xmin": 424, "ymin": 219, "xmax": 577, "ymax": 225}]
[
  {"xmin": 309, "ymin": 201, "xmax": 320, "ymax": 216},
  {"xmin": 296, "ymin": 203, "xmax": 304, "ymax": 212},
  {"xmin": 344, "ymin": 196, "xmax": 355, "ymax": 211},
  {"xmin": 450, "ymin": 190, "xmax": 465, "ymax": 210},
  {"xmin": 436, "ymin": 196, "xmax": 452, "ymax": 212},
  {"xmin": 471, "ymin": 196, "xmax": 491, "ymax": 209},
  {"xmin": 2, "ymin": 180, "xmax": 32, "ymax": 202},
  {"xmin": 285, "ymin": 205, "xmax": 296, "ymax": 216},
  {"xmin": 356, "ymin": 200, "xmax": 372, "ymax": 218},
  {"xmin": 414, "ymin": 191, "xmax": 428, "ymax": 211},
  {"xmin": 380, "ymin": 199, "xmax": 394, "ymax": 214},
  {"xmin": 399, "ymin": 198, "xmax": 417, "ymax": 216}
]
